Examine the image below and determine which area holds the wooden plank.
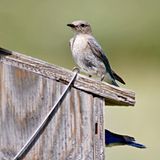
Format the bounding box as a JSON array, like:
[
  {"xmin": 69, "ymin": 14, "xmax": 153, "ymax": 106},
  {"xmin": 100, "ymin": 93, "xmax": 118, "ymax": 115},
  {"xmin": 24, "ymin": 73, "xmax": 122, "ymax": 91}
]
[
  {"xmin": 93, "ymin": 97, "xmax": 105, "ymax": 160},
  {"xmin": 1, "ymin": 50, "xmax": 135, "ymax": 106},
  {"xmin": 0, "ymin": 64, "xmax": 104, "ymax": 160}
]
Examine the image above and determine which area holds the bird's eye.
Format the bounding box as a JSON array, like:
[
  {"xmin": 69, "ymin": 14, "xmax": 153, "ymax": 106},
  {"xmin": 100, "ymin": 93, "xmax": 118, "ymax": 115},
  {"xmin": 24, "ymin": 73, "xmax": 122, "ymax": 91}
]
[{"xmin": 80, "ymin": 24, "xmax": 85, "ymax": 27}]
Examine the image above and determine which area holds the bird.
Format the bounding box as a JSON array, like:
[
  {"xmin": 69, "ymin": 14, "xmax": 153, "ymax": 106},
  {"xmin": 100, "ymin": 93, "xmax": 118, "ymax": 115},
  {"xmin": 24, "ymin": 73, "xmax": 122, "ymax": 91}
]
[
  {"xmin": 67, "ymin": 20, "xmax": 125, "ymax": 86},
  {"xmin": 0, "ymin": 47, "xmax": 12, "ymax": 55},
  {"xmin": 105, "ymin": 129, "xmax": 146, "ymax": 149}
]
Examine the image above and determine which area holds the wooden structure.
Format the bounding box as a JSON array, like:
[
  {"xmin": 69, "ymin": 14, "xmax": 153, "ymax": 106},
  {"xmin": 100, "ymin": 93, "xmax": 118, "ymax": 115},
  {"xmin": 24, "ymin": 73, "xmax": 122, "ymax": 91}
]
[{"xmin": 0, "ymin": 50, "xmax": 135, "ymax": 160}]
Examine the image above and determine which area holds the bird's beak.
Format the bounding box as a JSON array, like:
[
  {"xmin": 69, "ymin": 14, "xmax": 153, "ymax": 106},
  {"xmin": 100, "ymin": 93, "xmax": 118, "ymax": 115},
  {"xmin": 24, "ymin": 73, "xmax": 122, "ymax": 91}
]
[{"xmin": 67, "ymin": 24, "xmax": 75, "ymax": 28}]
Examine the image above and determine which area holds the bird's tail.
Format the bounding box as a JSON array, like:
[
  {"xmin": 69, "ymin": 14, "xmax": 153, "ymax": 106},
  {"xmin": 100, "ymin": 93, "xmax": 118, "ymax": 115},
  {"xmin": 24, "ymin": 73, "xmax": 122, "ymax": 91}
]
[
  {"xmin": 105, "ymin": 130, "xmax": 146, "ymax": 149},
  {"xmin": 128, "ymin": 141, "xmax": 146, "ymax": 149},
  {"xmin": 112, "ymin": 70, "xmax": 125, "ymax": 85},
  {"xmin": 111, "ymin": 80, "xmax": 119, "ymax": 87},
  {"xmin": 123, "ymin": 135, "xmax": 146, "ymax": 148}
]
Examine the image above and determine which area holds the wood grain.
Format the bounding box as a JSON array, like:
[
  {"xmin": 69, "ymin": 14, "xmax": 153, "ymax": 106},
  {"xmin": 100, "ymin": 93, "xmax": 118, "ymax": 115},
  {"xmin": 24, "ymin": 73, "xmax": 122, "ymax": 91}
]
[
  {"xmin": 1, "ymin": 50, "xmax": 135, "ymax": 106},
  {"xmin": 0, "ymin": 64, "xmax": 104, "ymax": 160}
]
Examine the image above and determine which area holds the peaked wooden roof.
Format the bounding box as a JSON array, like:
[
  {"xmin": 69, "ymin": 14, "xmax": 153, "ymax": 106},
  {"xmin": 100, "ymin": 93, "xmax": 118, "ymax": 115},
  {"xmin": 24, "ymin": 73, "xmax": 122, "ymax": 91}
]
[{"xmin": 0, "ymin": 48, "xmax": 135, "ymax": 106}]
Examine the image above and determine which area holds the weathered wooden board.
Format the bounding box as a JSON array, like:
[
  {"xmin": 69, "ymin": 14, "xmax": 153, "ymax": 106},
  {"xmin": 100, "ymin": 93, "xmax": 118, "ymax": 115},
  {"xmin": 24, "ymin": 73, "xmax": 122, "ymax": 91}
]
[
  {"xmin": 0, "ymin": 63, "xmax": 104, "ymax": 160},
  {"xmin": 0, "ymin": 50, "xmax": 135, "ymax": 106}
]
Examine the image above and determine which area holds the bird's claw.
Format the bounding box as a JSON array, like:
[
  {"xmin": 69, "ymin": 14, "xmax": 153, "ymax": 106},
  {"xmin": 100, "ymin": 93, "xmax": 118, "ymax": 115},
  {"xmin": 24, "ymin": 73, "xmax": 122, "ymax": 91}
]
[{"xmin": 100, "ymin": 75, "xmax": 105, "ymax": 81}]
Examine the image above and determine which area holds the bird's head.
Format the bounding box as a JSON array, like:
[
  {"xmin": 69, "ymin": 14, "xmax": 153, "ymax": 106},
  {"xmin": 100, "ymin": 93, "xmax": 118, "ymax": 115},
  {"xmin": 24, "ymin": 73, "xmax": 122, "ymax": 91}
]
[{"xmin": 67, "ymin": 20, "xmax": 92, "ymax": 34}]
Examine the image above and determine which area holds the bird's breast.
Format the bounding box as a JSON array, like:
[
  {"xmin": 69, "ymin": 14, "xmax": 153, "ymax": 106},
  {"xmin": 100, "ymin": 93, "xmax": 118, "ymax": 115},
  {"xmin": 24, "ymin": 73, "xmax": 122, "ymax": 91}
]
[{"xmin": 71, "ymin": 35, "xmax": 88, "ymax": 54}]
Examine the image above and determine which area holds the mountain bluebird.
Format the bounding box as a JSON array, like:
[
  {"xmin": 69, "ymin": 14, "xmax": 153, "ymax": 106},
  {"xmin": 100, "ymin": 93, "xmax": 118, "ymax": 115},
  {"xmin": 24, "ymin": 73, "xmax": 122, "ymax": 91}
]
[
  {"xmin": 105, "ymin": 130, "xmax": 146, "ymax": 148},
  {"xmin": 67, "ymin": 20, "xmax": 125, "ymax": 86}
]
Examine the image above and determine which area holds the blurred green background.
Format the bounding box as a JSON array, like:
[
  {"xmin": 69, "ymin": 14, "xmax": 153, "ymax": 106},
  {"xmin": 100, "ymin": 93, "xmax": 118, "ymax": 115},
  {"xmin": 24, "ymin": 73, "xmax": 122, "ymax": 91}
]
[{"xmin": 0, "ymin": 0, "xmax": 160, "ymax": 159}]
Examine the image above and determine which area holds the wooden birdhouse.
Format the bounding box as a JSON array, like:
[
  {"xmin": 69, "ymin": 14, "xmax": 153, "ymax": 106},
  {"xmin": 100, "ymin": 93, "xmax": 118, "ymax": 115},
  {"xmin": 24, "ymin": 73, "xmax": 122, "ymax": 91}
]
[{"xmin": 0, "ymin": 49, "xmax": 135, "ymax": 160}]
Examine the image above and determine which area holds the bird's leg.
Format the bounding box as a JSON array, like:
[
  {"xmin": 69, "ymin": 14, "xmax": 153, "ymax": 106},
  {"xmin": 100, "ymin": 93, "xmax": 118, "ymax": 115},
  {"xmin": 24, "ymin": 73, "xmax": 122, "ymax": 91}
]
[{"xmin": 100, "ymin": 75, "xmax": 105, "ymax": 81}]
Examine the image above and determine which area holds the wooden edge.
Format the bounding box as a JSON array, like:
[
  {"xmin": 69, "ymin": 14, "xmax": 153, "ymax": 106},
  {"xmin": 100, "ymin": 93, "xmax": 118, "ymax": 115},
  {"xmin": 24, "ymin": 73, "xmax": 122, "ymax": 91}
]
[{"xmin": 0, "ymin": 49, "xmax": 135, "ymax": 106}]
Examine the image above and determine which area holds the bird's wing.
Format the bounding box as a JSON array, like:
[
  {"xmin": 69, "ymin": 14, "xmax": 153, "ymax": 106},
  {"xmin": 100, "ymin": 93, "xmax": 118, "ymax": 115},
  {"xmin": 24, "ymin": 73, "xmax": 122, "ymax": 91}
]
[
  {"xmin": 88, "ymin": 38, "xmax": 125, "ymax": 84},
  {"xmin": 112, "ymin": 70, "xmax": 125, "ymax": 84},
  {"xmin": 87, "ymin": 38, "xmax": 115, "ymax": 80},
  {"xmin": 105, "ymin": 130, "xmax": 146, "ymax": 148}
]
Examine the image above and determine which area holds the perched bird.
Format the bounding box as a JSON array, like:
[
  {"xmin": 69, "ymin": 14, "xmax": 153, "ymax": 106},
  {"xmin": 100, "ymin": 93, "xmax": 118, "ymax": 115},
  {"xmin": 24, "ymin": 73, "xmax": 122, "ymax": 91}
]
[
  {"xmin": 105, "ymin": 129, "xmax": 146, "ymax": 149},
  {"xmin": 0, "ymin": 47, "xmax": 12, "ymax": 55},
  {"xmin": 67, "ymin": 20, "xmax": 125, "ymax": 86}
]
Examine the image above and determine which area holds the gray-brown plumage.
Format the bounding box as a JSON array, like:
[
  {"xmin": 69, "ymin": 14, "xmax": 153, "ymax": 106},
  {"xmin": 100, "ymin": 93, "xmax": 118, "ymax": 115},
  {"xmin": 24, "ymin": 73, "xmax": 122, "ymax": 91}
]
[{"xmin": 67, "ymin": 20, "xmax": 125, "ymax": 86}]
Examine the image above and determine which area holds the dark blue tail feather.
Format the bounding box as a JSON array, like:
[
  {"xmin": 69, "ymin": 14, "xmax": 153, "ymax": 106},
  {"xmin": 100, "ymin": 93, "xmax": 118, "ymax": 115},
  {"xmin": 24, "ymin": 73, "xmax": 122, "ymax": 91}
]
[
  {"xmin": 105, "ymin": 129, "xmax": 146, "ymax": 149},
  {"xmin": 128, "ymin": 142, "xmax": 146, "ymax": 148}
]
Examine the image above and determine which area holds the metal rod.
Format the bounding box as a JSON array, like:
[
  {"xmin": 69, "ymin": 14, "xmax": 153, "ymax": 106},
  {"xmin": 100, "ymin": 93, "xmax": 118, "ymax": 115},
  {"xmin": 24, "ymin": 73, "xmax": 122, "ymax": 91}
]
[{"xmin": 13, "ymin": 69, "xmax": 79, "ymax": 160}]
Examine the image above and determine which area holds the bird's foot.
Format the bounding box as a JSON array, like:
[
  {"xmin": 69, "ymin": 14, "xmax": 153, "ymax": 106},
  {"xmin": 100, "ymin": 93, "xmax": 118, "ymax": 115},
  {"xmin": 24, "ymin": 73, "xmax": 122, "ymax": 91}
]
[{"xmin": 100, "ymin": 75, "xmax": 105, "ymax": 81}]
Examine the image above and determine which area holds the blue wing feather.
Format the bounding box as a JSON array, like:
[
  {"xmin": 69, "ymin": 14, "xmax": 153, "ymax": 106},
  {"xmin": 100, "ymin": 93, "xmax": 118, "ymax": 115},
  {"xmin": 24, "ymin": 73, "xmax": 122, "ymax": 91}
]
[{"xmin": 105, "ymin": 130, "xmax": 146, "ymax": 149}]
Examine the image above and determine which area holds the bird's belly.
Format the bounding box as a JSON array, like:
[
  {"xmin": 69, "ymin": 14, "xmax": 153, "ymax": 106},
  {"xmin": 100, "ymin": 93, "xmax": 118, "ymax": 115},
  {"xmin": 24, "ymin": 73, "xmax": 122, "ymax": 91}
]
[
  {"xmin": 72, "ymin": 50, "xmax": 106, "ymax": 77},
  {"xmin": 71, "ymin": 36, "xmax": 106, "ymax": 76}
]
